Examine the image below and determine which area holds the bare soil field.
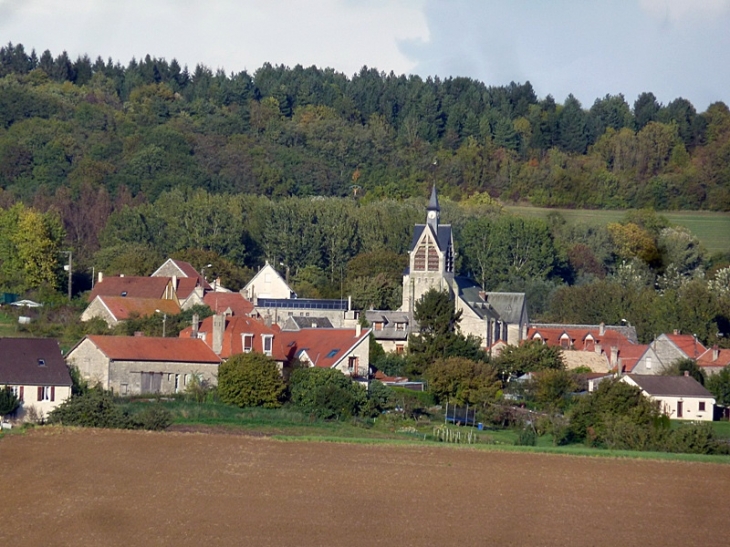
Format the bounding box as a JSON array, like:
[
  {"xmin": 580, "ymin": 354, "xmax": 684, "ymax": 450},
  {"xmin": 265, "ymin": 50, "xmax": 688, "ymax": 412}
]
[{"xmin": 2, "ymin": 428, "xmax": 729, "ymax": 547}]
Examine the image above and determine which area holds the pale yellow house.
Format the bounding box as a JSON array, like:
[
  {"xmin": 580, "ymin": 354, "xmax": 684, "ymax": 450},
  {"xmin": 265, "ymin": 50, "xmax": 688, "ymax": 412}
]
[{"xmin": 621, "ymin": 374, "xmax": 715, "ymax": 421}]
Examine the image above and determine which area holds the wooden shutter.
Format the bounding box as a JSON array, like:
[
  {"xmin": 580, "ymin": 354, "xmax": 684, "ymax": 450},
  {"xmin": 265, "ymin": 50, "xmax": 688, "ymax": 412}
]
[
  {"xmin": 37, "ymin": 386, "xmax": 42, "ymax": 401},
  {"xmin": 19, "ymin": 386, "xmax": 24, "ymax": 402},
  {"xmin": 51, "ymin": 386, "xmax": 55, "ymax": 402}
]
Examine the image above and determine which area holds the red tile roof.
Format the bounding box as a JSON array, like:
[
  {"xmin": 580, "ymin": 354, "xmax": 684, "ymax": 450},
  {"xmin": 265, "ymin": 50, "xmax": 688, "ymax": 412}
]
[
  {"xmin": 98, "ymin": 296, "xmax": 180, "ymax": 321},
  {"xmin": 527, "ymin": 326, "xmax": 631, "ymax": 350},
  {"xmin": 175, "ymin": 277, "xmax": 200, "ymax": 300},
  {"xmin": 616, "ymin": 344, "xmax": 649, "ymax": 373},
  {"xmin": 85, "ymin": 335, "xmax": 221, "ymax": 363},
  {"xmin": 180, "ymin": 315, "xmax": 285, "ymax": 360},
  {"xmin": 203, "ymin": 293, "xmax": 254, "ymax": 316},
  {"xmin": 697, "ymin": 347, "xmax": 730, "ymax": 369},
  {"xmin": 152, "ymin": 259, "xmax": 212, "ymax": 290},
  {"xmin": 278, "ymin": 328, "xmax": 370, "ymax": 369},
  {"xmin": 664, "ymin": 334, "xmax": 707, "ymax": 359},
  {"xmin": 90, "ymin": 276, "xmax": 172, "ymax": 301},
  {"xmin": 0, "ymin": 338, "xmax": 73, "ymax": 386}
]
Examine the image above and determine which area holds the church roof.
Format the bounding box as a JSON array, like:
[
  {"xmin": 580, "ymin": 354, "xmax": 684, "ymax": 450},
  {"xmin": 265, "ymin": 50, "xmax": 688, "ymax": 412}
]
[
  {"xmin": 453, "ymin": 277, "xmax": 526, "ymax": 323},
  {"xmin": 427, "ymin": 184, "xmax": 440, "ymax": 211},
  {"xmin": 409, "ymin": 224, "xmax": 452, "ymax": 253}
]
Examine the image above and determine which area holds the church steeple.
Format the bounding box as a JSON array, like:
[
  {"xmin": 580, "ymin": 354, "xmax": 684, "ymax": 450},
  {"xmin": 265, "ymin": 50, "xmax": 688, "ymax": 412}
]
[{"xmin": 426, "ymin": 184, "xmax": 440, "ymax": 232}]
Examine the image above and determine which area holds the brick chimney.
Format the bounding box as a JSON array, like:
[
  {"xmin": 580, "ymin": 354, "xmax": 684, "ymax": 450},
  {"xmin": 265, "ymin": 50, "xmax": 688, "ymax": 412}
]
[
  {"xmin": 610, "ymin": 346, "xmax": 618, "ymax": 367},
  {"xmin": 98, "ymin": 271, "xmax": 104, "ymax": 283},
  {"xmin": 212, "ymin": 314, "xmax": 225, "ymax": 355}
]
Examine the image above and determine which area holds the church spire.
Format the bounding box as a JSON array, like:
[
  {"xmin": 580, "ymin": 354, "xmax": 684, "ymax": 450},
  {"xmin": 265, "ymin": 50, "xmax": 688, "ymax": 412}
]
[{"xmin": 426, "ymin": 184, "xmax": 440, "ymax": 232}]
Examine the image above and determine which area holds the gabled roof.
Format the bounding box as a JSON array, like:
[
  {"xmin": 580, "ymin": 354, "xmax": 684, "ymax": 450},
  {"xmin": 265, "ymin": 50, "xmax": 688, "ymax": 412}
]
[
  {"xmin": 697, "ymin": 347, "xmax": 730, "ymax": 368},
  {"xmin": 482, "ymin": 292, "xmax": 526, "ymax": 324},
  {"xmin": 180, "ymin": 315, "xmax": 286, "ymax": 361},
  {"xmin": 175, "ymin": 277, "xmax": 201, "ymax": 300},
  {"xmin": 279, "ymin": 328, "xmax": 370, "ymax": 369},
  {"xmin": 364, "ymin": 311, "xmax": 409, "ymax": 325},
  {"xmin": 282, "ymin": 316, "xmax": 334, "ymax": 331},
  {"xmin": 453, "ymin": 277, "xmax": 526, "ymax": 323},
  {"xmin": 152, "ymin": 259, "xmax": 211, "ymax": 290},
  {"xmin": 203, "ymin": 292, "xmax": 254, "ymax": 316},
  {"xmin": 95, "ymin": 296, "xmax": 180, "ymax": 321},
  {"xmin": 409, "ymin": 224, "xmax": 453, "ymax": 254},
  {"xmin": 83, "ymin": 335, "xmax": 221, "ymax": 364},
  {"xmin": 89, "ymin": 276, "xmax": 172, "ymax": 301},
  {"xmin": 0, "ymin": 338, "xmax": 72, "ymax": 386},
  {"xmin": 659, "ymin": 333, "xmax": 707, "ymax": 359},
  {"xmin": 616, "ymin": 344, "xmax": 650, "ymax": 373},
  {"xmin": 625, "ymin": 374, "xmax": 714, "ymax": 398}
]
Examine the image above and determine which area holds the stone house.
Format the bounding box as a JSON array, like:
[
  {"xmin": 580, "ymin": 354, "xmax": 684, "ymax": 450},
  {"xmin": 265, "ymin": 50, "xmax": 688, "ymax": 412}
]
[
  {"xmin": 365, "ymin": 310, "xmax": 409, "ymax": 354},
  {"xmin": 696, "ymin": 346, "xmax": 730, "ymax": 377},
  {"xmin": 621, "ymin": 374, "xmax": 715, "ymax": 421},
  {"xmin": 65, "ymin": 335, "xmax": 221, "ymax": 395},
  {"xmin": 0, "ymin": 338, "xmax": 72, "ymax": 422},
  {"xmin": 241, "ymin": 262, "xmax": 294, "ymax": 301}
]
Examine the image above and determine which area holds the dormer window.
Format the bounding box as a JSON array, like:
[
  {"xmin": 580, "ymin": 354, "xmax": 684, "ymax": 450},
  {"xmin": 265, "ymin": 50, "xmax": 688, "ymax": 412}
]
[
  {"xmin": 121, "ymin": 291, "xmax": 127, "ymax": 297},
  {"xmin": 38, "ymin": 359, "xmax": 46, "ymax": 366},
  {"xmin": 242, "ymin": 334, "xmax": 254, "ymax": 353},
  {"xmin": 262, "ymin": 334, "xmax": 273, "ymax": 356},
  {"xmin": 560, "ymin": 334, "xmax": 571, "ymax": 349}
]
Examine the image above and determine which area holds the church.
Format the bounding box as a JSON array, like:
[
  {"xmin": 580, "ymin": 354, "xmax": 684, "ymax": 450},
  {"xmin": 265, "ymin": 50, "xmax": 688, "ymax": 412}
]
[{"xmin": 397, "ymin": 186, "xmax": 529, "ymax": 352}]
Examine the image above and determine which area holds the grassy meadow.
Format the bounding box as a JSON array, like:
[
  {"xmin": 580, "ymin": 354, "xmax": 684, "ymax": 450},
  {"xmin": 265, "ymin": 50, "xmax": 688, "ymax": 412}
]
[{"xmin": 505, "ymin": 206, "xmax": 730, "ymax": 255}]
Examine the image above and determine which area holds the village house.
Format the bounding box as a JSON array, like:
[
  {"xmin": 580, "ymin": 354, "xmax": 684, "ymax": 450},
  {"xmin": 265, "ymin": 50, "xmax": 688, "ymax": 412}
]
[
  {"xmin": 696, "ymin": 346, "xmax": 730, "ymax": 377},
  {"xmin": 365, "ymin": 310, "xmax": 409, "ymax": 354},
  {"xmin": 180, "ymin": 313, "xmax": 371, "ymax": 383},
  {"xmin": 621, "ymin": 373, "xmax": 715, "ymax": 421},
  {"xmin": 0, "ymin": 338, "xmax": 73, "ymax": 422},
  {"xmin": 65, "ymin": 335, "xmax": 221, "ymax": 395}
]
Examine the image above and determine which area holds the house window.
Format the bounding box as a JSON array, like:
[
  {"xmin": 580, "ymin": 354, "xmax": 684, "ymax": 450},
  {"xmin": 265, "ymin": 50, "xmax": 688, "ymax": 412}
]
[
  {"xmin": 121, "ymin": 384, "xmax": 128, "ymax": 395},
  {"xmin": 395, "ymin": 344, "xmax": 405, "ymax": 355},
  {"xmin": 262, "ymin": 335, "xmax": 273, "ymax": 356},
  {"xmin": 242, "ymin": 334, "xmax": 254, "ymax": 353},
  {"xmin": 560, "ymin": 335, "xmax": 570, "ymax": 349},
  {"xmin": 174, "ymin": 374, "xmax": 181, "ymax": 393},
  {"xmin": 699, "ymin": 402, "xmax": 706, "ymax": 412},
  {"xmin": 374, "ymin": 322, "xmax": 383, "ymax": 331},
  {"xmin": 11, "ymin": 386, "xmax": 23, "ymax": 402},
  {"xmin": 395, "ymin": 323, "xmax": 406, "ymax": 331},
  {"xmin": 348, "ymin": 356, "xmax": 359, "ymax": 375},
  {"xmin": 38, "ymin": 386, "xmax": 54, "ymax": 402},
  {"xmin": 38, "ymin": 359, "xmax": 46, "ymax": 366}
]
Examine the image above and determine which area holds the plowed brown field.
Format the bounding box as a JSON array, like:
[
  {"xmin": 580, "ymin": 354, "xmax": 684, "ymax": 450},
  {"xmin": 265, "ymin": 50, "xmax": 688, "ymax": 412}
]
[{"xmin": 1, "ymin": 428, "xmax": 728, "ymax": 546}]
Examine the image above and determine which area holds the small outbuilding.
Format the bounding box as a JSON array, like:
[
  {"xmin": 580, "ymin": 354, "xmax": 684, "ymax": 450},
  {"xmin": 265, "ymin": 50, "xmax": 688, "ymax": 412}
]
[{"xmin": 621, "ymin": 373, "xmax": 715, "ymax": 421}]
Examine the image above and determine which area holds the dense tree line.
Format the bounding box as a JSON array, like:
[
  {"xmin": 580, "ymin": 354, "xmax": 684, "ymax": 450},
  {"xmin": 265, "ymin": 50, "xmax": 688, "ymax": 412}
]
[{"xmin": 1, "ymin": 42, "xmax": 728, "ymax": 214}]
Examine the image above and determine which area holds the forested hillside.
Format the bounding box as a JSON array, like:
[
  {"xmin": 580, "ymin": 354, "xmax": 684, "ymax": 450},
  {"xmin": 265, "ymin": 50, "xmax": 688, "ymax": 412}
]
[
  {"xmin": 1, "ymin": 42, "xmax": 729, "ymax": 210},
  {"xmin": 1, "ymin": 43, "xmax": 728, "ymax": 347}
]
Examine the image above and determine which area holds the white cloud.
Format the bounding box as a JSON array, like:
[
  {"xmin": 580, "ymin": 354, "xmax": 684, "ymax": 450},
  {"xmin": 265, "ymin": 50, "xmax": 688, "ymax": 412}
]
[{"xmin": 639, "ymin": 0, "xmax": 730, "ymax": 24}]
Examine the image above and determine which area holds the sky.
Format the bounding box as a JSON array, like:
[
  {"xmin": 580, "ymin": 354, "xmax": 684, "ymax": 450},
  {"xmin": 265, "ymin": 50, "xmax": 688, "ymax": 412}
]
[{"xmin": 1, "ymin": 0, "xmax": 728, "ymax": 111}]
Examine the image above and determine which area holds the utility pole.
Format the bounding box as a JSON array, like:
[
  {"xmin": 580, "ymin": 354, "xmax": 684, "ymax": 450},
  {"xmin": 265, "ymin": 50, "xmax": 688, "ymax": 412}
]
[{"xmin": 62, "ymin": 251, "xmax": 72, "ymax": 301}]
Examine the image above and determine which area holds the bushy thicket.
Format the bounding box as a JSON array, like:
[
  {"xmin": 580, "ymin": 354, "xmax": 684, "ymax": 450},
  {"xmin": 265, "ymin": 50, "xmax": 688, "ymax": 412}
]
[
  {"xmin": 48, "ymin": 388, "xmax": 171, "ymax": 430},
  {"xmin": 218, "ymin": 353, "xmax": 286, "ymax": 409}
]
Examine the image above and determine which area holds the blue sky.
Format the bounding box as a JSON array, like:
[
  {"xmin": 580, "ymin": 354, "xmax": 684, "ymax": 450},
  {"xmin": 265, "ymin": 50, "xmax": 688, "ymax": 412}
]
[{"xmin": 1, "ymin": 0, "xmax": 727, "ymax": 111}]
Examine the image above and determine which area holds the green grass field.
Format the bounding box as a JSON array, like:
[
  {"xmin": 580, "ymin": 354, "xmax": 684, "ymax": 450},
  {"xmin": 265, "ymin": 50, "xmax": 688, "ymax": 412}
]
[
  {"xmin": 108, "ymin": 399, "xmax": 730, "ymax": 463},
  {"xmin": 505, "ymin": 206, "xmax": 730, "ymax": 255},
  {"xmin": 0, "ymin": 310, "xmax": 20, "ymax": 337}
]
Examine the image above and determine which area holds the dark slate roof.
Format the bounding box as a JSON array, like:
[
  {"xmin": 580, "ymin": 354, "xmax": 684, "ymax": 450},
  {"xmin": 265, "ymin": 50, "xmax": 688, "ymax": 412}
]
[
  {"xmin": 287, "ymin": 316, "xmax": 334, "ymax": 330},
  {"xmin": 428, "ymin": 184, "xmax": 440, "ymax": 211},
  {"xmin": 409, "ymin": 224, "xmax": 452, "ymax": 253},
  {"xmin": 626, "ymin": 374, "xmax": 714, "ymax": 398},
  {"xmin": 483, "ymin": 292, "xmax": 526, "ymax": 324},
  {"xmin": 0, "ymin": 338, "xmax": 72, "ymax": 386},
  {"xmin": 365, "ymin": 311, "xmax": 409, "ymax": 324}
]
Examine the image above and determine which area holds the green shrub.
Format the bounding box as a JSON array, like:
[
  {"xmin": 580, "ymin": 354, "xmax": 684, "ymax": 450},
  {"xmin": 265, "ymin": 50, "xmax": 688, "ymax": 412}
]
[
  {"xmin": 290, "ymin": 368, "xmax": 366, "ymax": 419},
  {"xmin": 132, "ymin": 405, "xmax": 173, "ymax": 431},
  {"xmin": 515, "ymin": 427, "xmax": 537, "ymax": 446},
  {"xmin": 0, "ymin": 386, "xmax": 20, "ymax": 417},
  {"xmin": 218, "ymin": 353, "xmax": 286, "ymax": 409},
  {"xmin": 48, "ymin": 388, "xmax": 132, "ymax": 428}
]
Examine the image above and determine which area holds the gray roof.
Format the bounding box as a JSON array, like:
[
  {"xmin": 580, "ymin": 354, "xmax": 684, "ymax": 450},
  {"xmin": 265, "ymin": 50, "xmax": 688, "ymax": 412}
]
[
  {"xmin": 0, "ymin": 338, "xmax": 72, "ymax": 386},
  {"xmin": 409, "ymin": 224, "xmax": 452, "ymax": 253},
  {"xmin": 428, "ymin": 184, "xmax": 440, "ymax": 211},
  {"xmin": 626, "ymin": 374, "xmax": 714, "ymax": 398},
  {"xmin": 365, "ymin": 311, "xmax": 409, "ymax": 324},
  {"xmin": 453, "ymin": 277, "xmax": 526, "ymax": 323},
  {"xmin": 281, "ymin": 316, "xmax": 334, "ymax": 331}
]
